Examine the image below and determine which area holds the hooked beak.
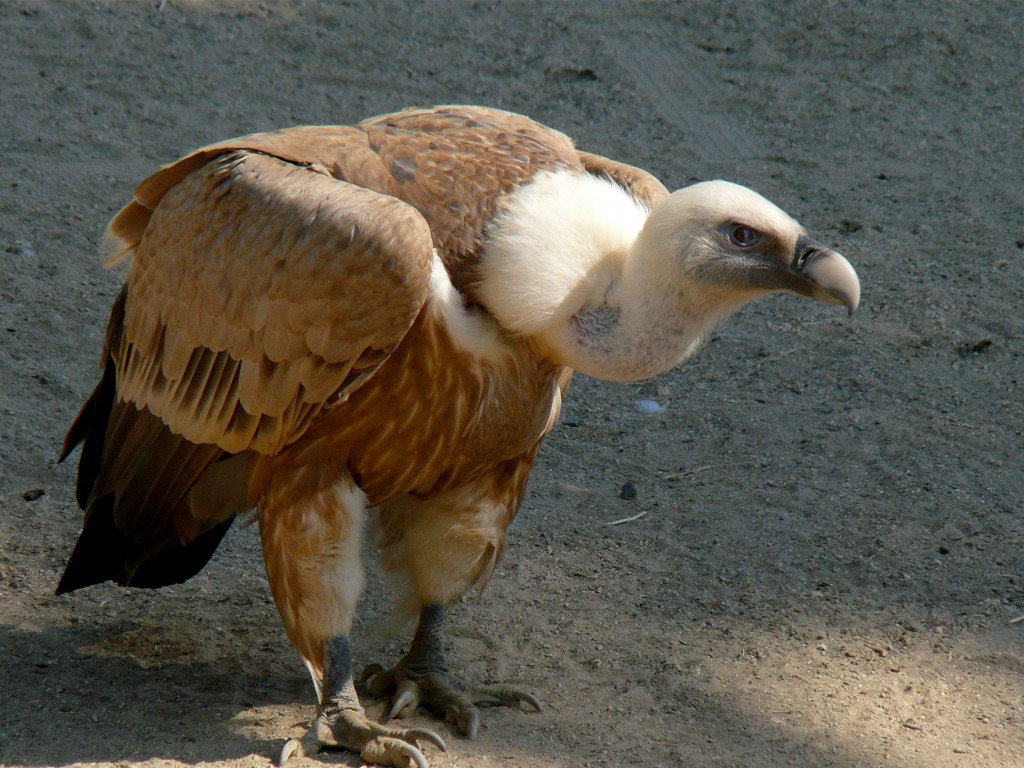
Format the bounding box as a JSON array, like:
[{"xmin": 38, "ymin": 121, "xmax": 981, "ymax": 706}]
[{"xmin": 794, "ymin": 239, "xmax": 861, "ymax": 316}]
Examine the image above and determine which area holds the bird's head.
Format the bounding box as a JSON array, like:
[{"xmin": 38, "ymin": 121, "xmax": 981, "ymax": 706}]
[
  {"xmin": 480, "ymin": 173, "xmax": 860, "ymax": 382},
  {"xmin": 632, "ymin": 180, "xmax": 859, "ymax": 319}
]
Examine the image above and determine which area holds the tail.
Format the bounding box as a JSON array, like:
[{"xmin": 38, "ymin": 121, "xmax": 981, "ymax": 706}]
[
  {"xmin": 57, "ymin": 291, "xmax": 241, "ymax": 594},
  {"xmin": 55, "ymin": 497, "xmax": 234, "ymax": 594}
]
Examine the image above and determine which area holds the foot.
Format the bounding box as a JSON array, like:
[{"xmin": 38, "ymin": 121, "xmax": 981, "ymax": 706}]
[
  {"xmin": 278, "ymin": 697, "xmax": 446, "ymax": 767},
  {"xmin": 278, "ymin": 634, "xmax": 446, "ymax": 767},
  {"xmin": 362, "ymin": 663, "xmax": 541, "ymax": 740},
  {"xmin": 360, "ymin": 603, "xmax": 540, "ymax": 740}
]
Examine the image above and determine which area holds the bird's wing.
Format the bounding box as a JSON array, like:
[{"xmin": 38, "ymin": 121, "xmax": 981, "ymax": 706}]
[
  {"xmin": 102, "ymin": 125, "xmax": 384, "ymax": 266},
  {"xmin": 577, "ymin": 151, "xmax": 669, "ymax": 209},
  {"xmin": 112, "ymin": 148, "xmax": 434, "ymax": 456}
]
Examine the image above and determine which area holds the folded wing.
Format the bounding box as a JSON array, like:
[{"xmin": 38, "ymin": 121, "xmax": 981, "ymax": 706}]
[
  {"xmin": 114, "ymin": 149, "xmax": 434, "ymax": 456},
  {"xmin": 58, "ymin": 147, "xmax": 433, "ymax": 591}
]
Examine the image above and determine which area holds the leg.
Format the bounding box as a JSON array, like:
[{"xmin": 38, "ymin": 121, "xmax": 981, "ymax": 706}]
[
  {"xmin": 258, "ymin": 469, "xmax": 445, "ymax": 766},
  {"xmin": 366, "ymin": 469, "xmax": 540, "ymax": 738}
]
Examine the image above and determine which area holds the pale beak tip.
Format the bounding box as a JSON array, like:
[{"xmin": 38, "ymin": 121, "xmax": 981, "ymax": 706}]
[
  {"xmin": 804, "ymin": 249, "xmax": 860, "ymax": 318},
  {"xmin": 843, "ymin": 283, "xmax": 861, "ymax": 317}
]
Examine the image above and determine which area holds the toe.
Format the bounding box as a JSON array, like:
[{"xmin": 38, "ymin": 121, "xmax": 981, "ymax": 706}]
[
  {"xmin": 470, "ymin": 684, "xmax": 542, "ymax": 712},
  {"xmin": 454, "ymin": 706, "xmax": 480, "ymax": 740},
  {"xmin": 416, "ymin": 676, "xmax": 479, "ymax": 738}
]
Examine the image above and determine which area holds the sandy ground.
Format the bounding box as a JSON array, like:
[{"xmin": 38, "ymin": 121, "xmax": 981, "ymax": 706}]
[{"xmin": 1, "ymin": 1, "xmax": 1022, "ymax": 767}]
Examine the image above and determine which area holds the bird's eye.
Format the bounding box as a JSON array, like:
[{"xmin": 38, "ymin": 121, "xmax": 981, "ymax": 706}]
[{"xmin": 727, "ymin": 223, "xmax": 761, "ymax": 248}]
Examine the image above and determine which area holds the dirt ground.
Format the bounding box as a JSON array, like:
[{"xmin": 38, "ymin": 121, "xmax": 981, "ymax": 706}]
[{"xmin": 1, "ymin": 1, "xmax": 1022, "ymax": 767}]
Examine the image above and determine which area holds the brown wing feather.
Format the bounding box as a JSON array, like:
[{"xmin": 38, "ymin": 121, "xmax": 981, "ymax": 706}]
[
  {"xmin": 116, "ymin": 149, "xmax": 433, "ymax": 455},
  {"xmin": 106, "ymin": 107, "xmax": 587, "ymax": 283},
  {"xmin": 102, "ymin": 125, "xmax": 380, "ymax": 266},
  {"xmin": 60, "ymin": 141, "xmax": 433, "ymax": 591},
  {"xmin": 577, "ymin": 150, "xmax": 669, "ymax": 209}
]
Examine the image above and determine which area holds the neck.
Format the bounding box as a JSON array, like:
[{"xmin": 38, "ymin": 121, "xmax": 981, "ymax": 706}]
[
  {"xmin": 553, "ymin": 233, "xmax": 736, "ymax": 381},
  {"xmin": 477, "ymin": 171, "xmax": 745, "ymax": 382}
]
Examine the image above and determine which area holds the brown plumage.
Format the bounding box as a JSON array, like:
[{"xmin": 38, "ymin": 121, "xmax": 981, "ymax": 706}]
[{"xmin": 59, "ymin": 105, "xmax": 859, "ymax": 767}]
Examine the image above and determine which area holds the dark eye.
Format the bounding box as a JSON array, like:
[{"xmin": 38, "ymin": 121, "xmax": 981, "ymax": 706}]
[{"xmin": 728, "ymin": 223, "xmax": 761, "ymax": 248}]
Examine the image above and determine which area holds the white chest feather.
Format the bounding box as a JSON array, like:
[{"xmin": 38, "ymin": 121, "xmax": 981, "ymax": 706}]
[
  {"xmin": 476, "ymin": 170, "xmax": 649, "ymax": 337},
  {"xmin": 427, "ymin": 254, "xmax": 510, "ymax": 362}
]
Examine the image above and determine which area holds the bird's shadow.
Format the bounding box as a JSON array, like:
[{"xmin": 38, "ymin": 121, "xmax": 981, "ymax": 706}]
[{"xmin": 0, "ymin": 621, "xmax": 309, "ymax": 766}]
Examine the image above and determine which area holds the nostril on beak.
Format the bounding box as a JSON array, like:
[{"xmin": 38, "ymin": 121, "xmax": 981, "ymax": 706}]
[{"xmin": 796, "ymin": 246, "xmax": 819, "ymax": 271}]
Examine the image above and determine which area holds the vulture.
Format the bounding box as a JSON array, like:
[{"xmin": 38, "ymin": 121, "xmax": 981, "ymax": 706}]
[{"xmin": 57, "ymin": 105, "xmax": 860, "ymax": 768}]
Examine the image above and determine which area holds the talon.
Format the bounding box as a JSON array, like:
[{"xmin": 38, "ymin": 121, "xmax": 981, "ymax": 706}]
[
  {"xmin": 278, "ymin": 737, "xmax": 305, "ymax": 766},
  {"xmin": 443, "ymin": 701, "xmax": 479, "ymax": 740},
  {"xmin": 279, "ymin": 721, "xmax": 330, "ymax": 766},
  {"xmin": 518, "ymin": 691, "xmax": 542, "ymax": 713},
  {"xmin": 473, "ymin": 684, "xmax": 542, "ymax": 712},
  {"xmin": 389, "ymin": 688, "xmax": 417, "ymax": 719},
  {"xmin": 404, "ymin": 727, "xmax": 448, "ymax": 752},
  {"xmin": 397, "ymin": 743, "xmax": 429, "ymax": 768},
  {"xmin": 362, "ymin": 736, "xmax": 433, "ymax": 768}
]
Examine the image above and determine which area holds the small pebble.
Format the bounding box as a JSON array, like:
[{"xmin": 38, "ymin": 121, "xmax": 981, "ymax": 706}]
[
  {"xmin": 634, "ymin": 399, "xmax": 664, "ymax": 413},
  {"xmin": 22, "ymin": 488, "xmax": 45, "ymax": 501},
  {"xmin": 619, "ymin": 482, "xmax": 637, "ymax": 500}
]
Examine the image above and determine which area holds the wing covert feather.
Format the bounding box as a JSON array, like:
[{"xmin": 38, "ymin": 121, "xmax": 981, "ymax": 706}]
[
  {"xmin": 576, "ymin": 151, "xmax": 669, "ymax": 209},
  {"xmin": 117, "ymin": 150, "xmax": 433, "ymax": 455}
]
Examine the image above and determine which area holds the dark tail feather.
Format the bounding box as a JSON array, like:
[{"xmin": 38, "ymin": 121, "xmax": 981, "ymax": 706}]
[
  {"xmin": 61, "ymin": 286, "xmax": 126, "ymax": 507},
  {"xmin": 56, "ymin": 495, "xmax": 123, "ymax": 594},
  {"xmin": 127, "ymin": 517, "xmax": 235, "ymax": 588},
  {"xmin": 57, "ymin": 381, "xmax": 233, "ymax": 595},
  {"xmin": 60, "ymin": 361, "xmax": 117, "ymax": 508},
  {"xmin": 56, "ymin": 496, "xmax": 234, "ymax": 594},
  {"xmin": 57, "ymin": 283, "xmax": 238, "ymax": 595}
]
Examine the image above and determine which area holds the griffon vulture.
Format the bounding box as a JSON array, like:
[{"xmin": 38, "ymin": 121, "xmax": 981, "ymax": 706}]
[{"xmin": 57, "ymin": 105, "xmax": 860, "ymax": 768}]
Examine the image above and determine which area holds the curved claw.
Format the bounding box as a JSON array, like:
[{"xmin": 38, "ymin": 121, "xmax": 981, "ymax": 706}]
[
  {"xmin": 404, "ymin": 727, "xmax": 448, "ymax": 752},
  {"xmin": 278, "ymin": 730, "xmax": 322, "ymax": 767},
  {"xmin": 516, "ymin": 690, "xmax": 542, "ymax": 713},
  {"xmin": 389, "ymin": 688, "xmax": 418, "ymax": 719},
  {"xmin": 278, "ymin": 738, "xmax": 303, "ymax": 766},
  {"xmin": 471, "ymin": 684, "xmax": 542, "ymax": 712},
  {"xmin": 401, "ymin": 745, "xmax": 429, "ymax": 768},
  {"xmin": 362, "ymin": 736, "xmax": 432, "ymax": 768},
  {"xmin": 439, "ymin": 698, "xmax": 479, "ymax": 740},
  {"xmin": 396, "ymin": 742, "xmax": 429, "ymax": 768}
]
